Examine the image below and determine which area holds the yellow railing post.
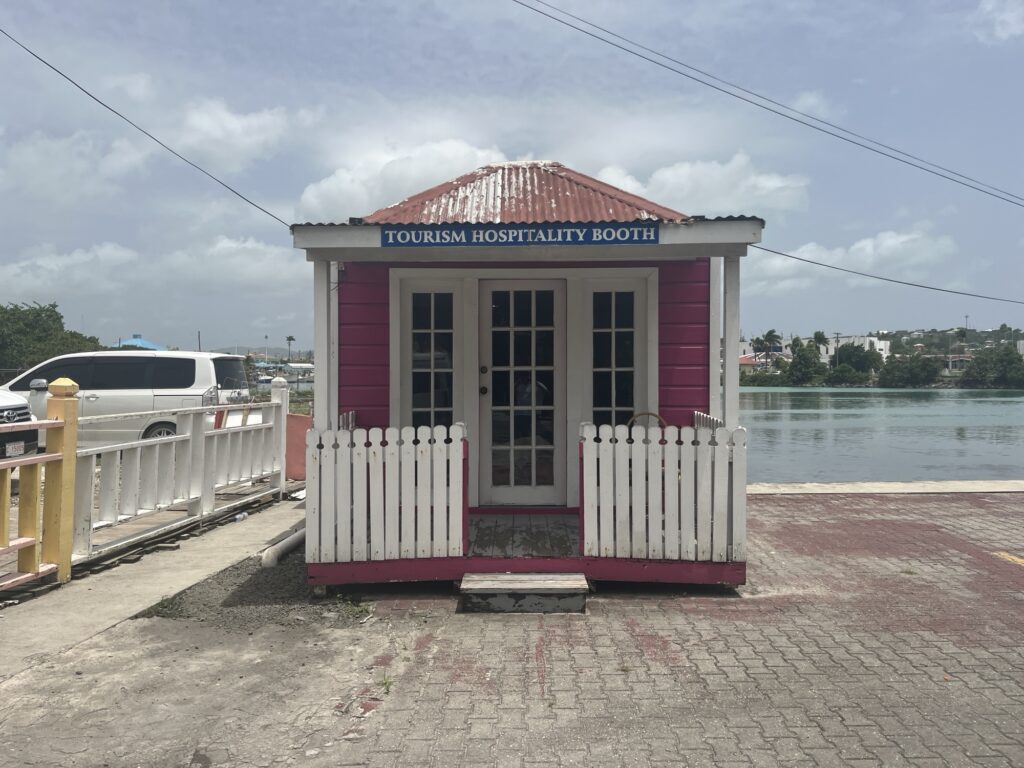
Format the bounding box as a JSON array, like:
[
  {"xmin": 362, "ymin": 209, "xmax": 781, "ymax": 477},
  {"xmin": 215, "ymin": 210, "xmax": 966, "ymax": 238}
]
[{"xmin": 41, "ymin": 377, "xmax": 79, "ymax": 583}]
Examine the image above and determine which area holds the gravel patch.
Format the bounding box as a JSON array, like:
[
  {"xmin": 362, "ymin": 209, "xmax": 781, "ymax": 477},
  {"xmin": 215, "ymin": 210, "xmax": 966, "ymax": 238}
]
[{"xmin": 136, "ymin": 550, "xmax": 372, "ymax": 633}]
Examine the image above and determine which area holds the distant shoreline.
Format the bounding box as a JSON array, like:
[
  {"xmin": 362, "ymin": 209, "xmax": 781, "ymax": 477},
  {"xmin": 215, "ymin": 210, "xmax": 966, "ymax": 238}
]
[{"xmin": 740, "ymin": 382, "xmax": 1024, "ymax": 392}]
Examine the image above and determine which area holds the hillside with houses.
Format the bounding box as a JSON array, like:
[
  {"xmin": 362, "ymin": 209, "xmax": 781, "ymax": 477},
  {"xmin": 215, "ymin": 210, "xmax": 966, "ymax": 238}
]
[{"xmin": 740, "ymin": 324, "xmax": 1024, "ymax": 388}]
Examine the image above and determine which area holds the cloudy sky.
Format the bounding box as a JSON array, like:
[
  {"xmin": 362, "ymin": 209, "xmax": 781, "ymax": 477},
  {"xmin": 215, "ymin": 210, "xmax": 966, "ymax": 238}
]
[{"xmin": 1, "ymin": 0, "xmax": 1022, "ymax": 350}]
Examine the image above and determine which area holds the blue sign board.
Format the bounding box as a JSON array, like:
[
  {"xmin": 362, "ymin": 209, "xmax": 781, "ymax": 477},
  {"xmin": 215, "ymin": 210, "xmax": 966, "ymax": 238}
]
[{"xmin": 380, "ymin": 222, "xmax": 659, "ymax": 248}]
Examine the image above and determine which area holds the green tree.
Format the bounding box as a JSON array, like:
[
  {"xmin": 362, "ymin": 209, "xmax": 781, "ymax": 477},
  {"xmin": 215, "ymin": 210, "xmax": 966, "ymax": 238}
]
[
  {"xmin": 286, "ymin": 334, "xmax": 296, "ymax": 362},
  {"xmin": 812, "ymin": 330, "xmax": 829, "ymax": 354},
  {"xmin": 877, "ymin": 355, "xmax": 941, "ymax": 388},
  {"xmin": 763, "ymin": 329, "xmax": 782, "ymax": 362},
  {"xmin": 786, "ymin": 344, "xmax": 827, "ymax": 385},
  {"xmin": 825, "ymin": 363, "xmax": 869, "ymax": 386},
  {"xmin": 831, "ymin": 343, "xmax": 884, "ymax": 374},
  {"xmin": 960, "ymin": 346, "xmax": 1024, "ymax": 388},
  {"xmin": 0, "ymin": 302, "xmax": 102, "ymax": 371},
  {"xmin": 751, "ymin": 336, "xmax": 766, "ymax": 367}
]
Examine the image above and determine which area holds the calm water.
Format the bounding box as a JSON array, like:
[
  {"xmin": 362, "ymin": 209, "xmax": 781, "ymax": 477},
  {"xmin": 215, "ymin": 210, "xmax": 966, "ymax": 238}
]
[{"xmin": 740, "ymin": 387, "xmax": 1024, "ymax": 483}]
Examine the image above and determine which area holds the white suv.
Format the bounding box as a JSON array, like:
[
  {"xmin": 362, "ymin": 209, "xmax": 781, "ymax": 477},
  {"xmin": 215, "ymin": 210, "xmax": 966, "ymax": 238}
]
[
  {"xmin": 1, "ymin": 351, "xmax": 250, "ymax": 449},
  {"xmin": 0, "ymin": 389, "xmax": 37, "ymax": 459}
]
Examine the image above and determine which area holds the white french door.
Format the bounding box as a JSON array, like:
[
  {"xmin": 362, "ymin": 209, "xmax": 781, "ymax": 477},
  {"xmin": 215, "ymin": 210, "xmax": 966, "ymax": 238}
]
[{"xmin": 478, "ymin": 280, "xmax": 566, "ymax": 505}]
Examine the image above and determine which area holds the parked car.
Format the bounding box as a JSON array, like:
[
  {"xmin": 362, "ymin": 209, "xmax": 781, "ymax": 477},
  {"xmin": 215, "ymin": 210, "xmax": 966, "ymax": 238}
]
[
  {"xmin": 0, "ymin": 389, "xmax": 38, "ymax": 459},
  {"xmin": 1, "ymin": 352, "xmax": 251, "ymax": 449}
]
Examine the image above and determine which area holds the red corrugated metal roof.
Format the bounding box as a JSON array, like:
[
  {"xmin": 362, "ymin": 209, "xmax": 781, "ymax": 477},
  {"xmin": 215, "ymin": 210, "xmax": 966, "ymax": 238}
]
[{"xmin": 362, "ymin": 161, "xmax": 689, "ymax": 225}]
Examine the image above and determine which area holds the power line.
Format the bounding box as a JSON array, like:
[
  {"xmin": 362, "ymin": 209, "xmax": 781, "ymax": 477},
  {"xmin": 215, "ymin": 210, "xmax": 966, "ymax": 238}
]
[
  {"xmin": 511, "ymin": 0, "xmax": 1024, "ymax": 211},
  {"xmin": 751, "ymin": 244, "xmax": 1024, "ymax": 306},
  {"xmin": 0, "ymin": 25, "xmax": 290, "ymax": 228},
  {"xmin": 528, "ymin": 0, "xmax": 1024, "ymax": 205}
]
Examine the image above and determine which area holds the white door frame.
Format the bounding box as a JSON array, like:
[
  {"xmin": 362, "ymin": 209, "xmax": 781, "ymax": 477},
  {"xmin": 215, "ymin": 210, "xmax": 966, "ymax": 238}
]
[
  {"xmin": 389, "ymin": 267, "xmax": 658, "ymax": 508},
  {"xmin": 478, "ymin": 279, "xmax": 567, "ymax": 506}
]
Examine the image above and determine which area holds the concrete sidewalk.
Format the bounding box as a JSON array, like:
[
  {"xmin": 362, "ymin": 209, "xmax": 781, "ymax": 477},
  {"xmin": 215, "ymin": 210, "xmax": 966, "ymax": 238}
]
[
  {"xmin": 0, "ymin": 490, "xmax": 1022, "ymax": 768},
  {"xmin": 0, "ymin": 498, "xmax": 304, "ymax": 681}
]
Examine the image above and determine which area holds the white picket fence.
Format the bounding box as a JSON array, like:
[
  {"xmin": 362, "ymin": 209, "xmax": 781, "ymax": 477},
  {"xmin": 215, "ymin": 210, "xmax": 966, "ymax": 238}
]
[
  {"xmin": 693, "ymin": 411, "xmax": 726, "ymax": 431},
  {"xmin": 579, "ymin": 423, "xmax": 747, "ymax": 562},
  {"xmin": 72, "ymin": 392, "xmax": 288, "ymax": 557},
  {"xmin": 306, "ymin": 424, "xmax": 466, "ymax": 564}
]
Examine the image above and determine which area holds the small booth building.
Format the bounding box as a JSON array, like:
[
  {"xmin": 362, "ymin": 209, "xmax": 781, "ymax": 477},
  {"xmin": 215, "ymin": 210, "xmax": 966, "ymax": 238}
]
[{"xmin": 294, "ymin": 161, "xmax": 761, "ymax": 588}]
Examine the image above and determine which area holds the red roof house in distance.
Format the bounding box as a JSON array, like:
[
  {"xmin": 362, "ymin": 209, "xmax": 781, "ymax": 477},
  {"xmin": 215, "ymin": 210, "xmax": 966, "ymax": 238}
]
[{"xmin": 293, "ymin": 160, "xmax": 763, "ymax": 588}]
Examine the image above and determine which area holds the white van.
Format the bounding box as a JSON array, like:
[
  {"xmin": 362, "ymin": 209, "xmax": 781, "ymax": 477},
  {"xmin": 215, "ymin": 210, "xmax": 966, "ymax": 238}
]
[{"xmin": 1, "ymin": 351, "xmax": 250, "ymax": 448}]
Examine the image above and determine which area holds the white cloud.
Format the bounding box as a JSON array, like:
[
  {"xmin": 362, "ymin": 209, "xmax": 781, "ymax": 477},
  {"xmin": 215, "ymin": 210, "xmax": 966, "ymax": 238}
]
[
  {"xmin": 161, "ymin": 236, "xmax": 304, "ymax": 295},
  {"xmin": 971, "ymin": 0, "xmax": 1024, "ymax": 42},
  {"xmin": 593, "ymin": 165, "xmax": 646, "ymax": 196},
  {"xmin": 0, "ymin": 242, "xmax": 139, "ymax": 296},
  {"xmin": 0, "ymin": 131, "xmax": 153, "ymax": 204},
  {"xmin": 178, "ymin": 99, "xmax": 288, "ymax": 174},
  {"xmin": 102, "ymin": 73, "xmax": 154, "ymax": 102},
  {"xmin": 298, "ymin": 139, "xmax": 506, "ymax": 222},
  {"xmin": 1, "ymin": 236, "xmax": 304, "ymax": 345},
  {"xmin": 791, "ymin": 91, "xmax": 841, "ymax": 120},
  {"xmin": 745, "ymin": 227, "xmax": 958, "ymax": 297},
  {"xmin": 597, "ymin": 153, "xmax": 809, "ymax": 217}
]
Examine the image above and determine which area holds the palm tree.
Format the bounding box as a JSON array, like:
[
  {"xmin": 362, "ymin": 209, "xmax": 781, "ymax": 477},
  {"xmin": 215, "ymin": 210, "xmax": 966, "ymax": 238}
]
[
  {"xmin": 812, "ymin": 331, "xmax": 829, "ymax": 354},
  {"xmin": 286, "ymin": 334, "xmax": 295, "ymax": 361},
  {"xmin": 763, "ymin": 329, "xmax": 782, "ymax": 363},
  {"xmin": 752, "ymin": 336, "xmax": 766, "ymax": 368}
]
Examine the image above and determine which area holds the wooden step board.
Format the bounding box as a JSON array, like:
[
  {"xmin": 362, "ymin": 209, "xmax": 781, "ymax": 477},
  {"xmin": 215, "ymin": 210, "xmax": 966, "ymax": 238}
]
[{"xmin": 459, "ymin": 572, "xmax": 589, "ymax": 613}]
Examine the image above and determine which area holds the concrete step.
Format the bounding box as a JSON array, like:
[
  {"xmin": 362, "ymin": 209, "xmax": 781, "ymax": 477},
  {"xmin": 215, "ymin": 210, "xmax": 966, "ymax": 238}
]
[{"xmin": 459, "ymin": 572, "xmax": 589, "ymax": 613}]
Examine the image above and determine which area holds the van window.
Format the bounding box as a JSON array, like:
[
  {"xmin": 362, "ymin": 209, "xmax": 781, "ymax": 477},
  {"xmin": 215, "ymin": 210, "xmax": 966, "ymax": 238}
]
[
  {"xmin": 9, "ymin": 359, "xmax": 94, "ymax": 391},
  {"xmin": 214, "ymin": 358, "xmax": 248, "ymax": 390},
  {"xmin": 92, "ymin": 357, "xmax": 151, "ymax": 390},
  {"xmin": 152, "ymin": 358, "xmax": 196, "ymax": 388}
]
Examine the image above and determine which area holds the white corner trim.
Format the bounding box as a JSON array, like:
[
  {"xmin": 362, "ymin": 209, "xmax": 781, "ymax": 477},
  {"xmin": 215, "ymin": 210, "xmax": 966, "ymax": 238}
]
[{"xmin": 708, "ymin": 258, "xmax": 723, "ymax": 420}]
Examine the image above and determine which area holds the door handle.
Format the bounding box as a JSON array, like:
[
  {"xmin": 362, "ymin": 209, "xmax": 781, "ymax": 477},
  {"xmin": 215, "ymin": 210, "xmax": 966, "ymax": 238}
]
[{"xmin": 85, "ymin": 394, "xmax": 100, "ymax": 401}]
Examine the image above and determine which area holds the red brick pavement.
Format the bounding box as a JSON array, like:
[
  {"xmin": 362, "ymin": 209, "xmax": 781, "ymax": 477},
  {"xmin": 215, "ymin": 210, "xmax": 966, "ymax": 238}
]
[{"xmin": 339, "ymin": 493, "xmax": 1024, "ymax": 767}]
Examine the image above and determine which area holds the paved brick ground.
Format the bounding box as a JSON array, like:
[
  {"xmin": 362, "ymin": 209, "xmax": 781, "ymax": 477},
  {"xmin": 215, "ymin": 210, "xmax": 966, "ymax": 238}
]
[
  {"xmin": 340, "ymin": 493, "xmax": 1024, "ymax": 768},
  {"xmin": 1, "ymin": 493, "xmax": 1022, "ymax": 767}
]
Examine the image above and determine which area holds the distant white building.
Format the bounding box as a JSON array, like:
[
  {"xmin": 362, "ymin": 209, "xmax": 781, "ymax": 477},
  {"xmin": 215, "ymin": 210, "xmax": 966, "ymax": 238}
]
[
  {"xmin": 821, "ymin": 335, "xmax": 891, "ymax": 365},
  {"xmin": 1017, "ymin": 340, "xmax": 1024, "ymax": 356}
]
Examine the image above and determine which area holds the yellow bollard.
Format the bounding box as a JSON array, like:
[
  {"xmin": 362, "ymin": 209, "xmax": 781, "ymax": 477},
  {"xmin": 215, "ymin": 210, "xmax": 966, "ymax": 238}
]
[{"xmin": 41, "ymin": 378, "xmax": 79, "ymax": 582}]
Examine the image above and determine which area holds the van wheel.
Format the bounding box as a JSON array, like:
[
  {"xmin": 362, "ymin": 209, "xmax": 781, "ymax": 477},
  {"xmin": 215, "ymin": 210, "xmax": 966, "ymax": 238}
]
[{"xmin": 143, "ymin": 423, "xmax": 176, "ymax": 439}]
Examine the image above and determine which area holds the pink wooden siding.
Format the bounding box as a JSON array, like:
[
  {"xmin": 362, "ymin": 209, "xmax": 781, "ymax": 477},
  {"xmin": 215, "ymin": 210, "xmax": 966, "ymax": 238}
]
[
  {"xmin": 336, "ymin": 260, "xmax": 711, "ymax": 429},
  {"xmin": 338, "ymin": 263, "xmax": 390, "ymax": 427},
  {"xmin": 657, "ymin": 259, "xmax": 710, "ymax": 424}
]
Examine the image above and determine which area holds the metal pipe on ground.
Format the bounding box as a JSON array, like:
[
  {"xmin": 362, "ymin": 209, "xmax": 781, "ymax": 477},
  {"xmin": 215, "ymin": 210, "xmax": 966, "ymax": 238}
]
[{"xmin": 260, "ymin": 524, "xmax": 305, "ymax": 568}]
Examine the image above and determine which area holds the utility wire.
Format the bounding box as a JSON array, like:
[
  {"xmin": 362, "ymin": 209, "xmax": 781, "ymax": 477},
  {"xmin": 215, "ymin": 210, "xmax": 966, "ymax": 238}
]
[
  {"xmin": 6, "ymin": 19, "xmax": 1019, "ymax": 305},
  {"xmin": 511, "ymin": 0, "xmax": 1024, "ymax": 211},
  {"xmin": 0, "ymin": 25, "xmax": 290, "ymax": 228},
  {"xmin": 528, "ymin": 0, "xmax": 1024, "ymax": 205},
  {"xmin": 751, "ymin": 244, "xmax": 1024, "ymax": 306}
]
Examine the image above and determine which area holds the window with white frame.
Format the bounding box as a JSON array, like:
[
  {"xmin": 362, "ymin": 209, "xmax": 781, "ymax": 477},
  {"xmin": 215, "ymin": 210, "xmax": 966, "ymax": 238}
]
[
  {"xmin": 584, "ymin": 275, "xmax": 650, "ymax": 427},
  {"xmin": 591, "ymin": 290, "xmax": 637, "ymax": 426},
  {"xmin": 410, "ymin": 291, "xmax": 455, "ymax": 427}
]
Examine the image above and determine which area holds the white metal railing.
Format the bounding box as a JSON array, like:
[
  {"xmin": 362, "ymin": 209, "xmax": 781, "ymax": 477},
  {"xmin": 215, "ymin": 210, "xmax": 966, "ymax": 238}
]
[
  {"xmin": 579, "ymin": 423, "xmax": 747, "ymax": 562},
  {"xmin": 71, "ymin": 386, "xmax": 289, "ymax": 557},
  {"xmin": 693, "ymin": 411, "xmax": 725, "ymax": 431},
  {"xmin": 306, "ymin": 424, "xmax": 467, "ymax": 564}
]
